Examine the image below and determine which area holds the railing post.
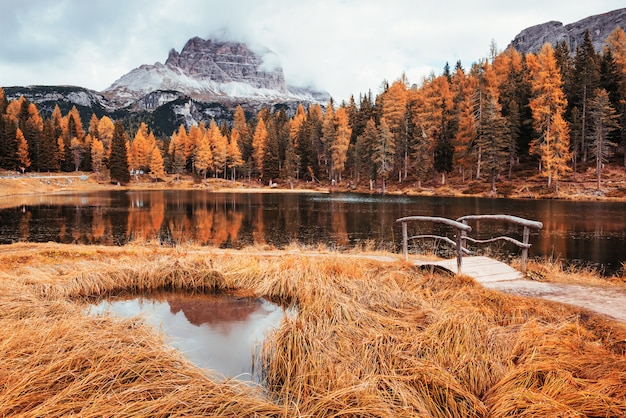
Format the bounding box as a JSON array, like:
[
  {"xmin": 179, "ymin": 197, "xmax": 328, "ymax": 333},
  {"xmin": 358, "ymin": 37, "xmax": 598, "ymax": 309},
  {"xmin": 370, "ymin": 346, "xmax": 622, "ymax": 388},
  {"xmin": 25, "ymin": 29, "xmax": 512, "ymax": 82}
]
[
  {"xmin": 455, "ymin": 226, "xmax": 463, "ymax": 274},
  {"xmin": 521, "ymin": 225, "xmax": 530, "ymax": 273},
  {"xmin": 402, "ymin": 221, "xmax": 408, "ymax": 261}
]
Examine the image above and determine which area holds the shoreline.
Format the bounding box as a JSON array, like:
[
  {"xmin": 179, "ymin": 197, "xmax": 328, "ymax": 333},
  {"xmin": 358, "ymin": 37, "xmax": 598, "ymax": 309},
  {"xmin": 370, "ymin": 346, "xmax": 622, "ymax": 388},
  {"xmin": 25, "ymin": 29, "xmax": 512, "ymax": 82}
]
[{"xmin": 2, "ymin": 172, "xmax": 626, "ymax": 203}]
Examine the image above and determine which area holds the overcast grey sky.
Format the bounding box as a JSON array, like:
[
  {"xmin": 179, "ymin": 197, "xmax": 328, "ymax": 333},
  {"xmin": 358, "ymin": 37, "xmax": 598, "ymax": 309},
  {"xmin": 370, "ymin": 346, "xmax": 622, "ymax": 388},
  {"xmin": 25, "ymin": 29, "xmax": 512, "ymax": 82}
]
[{"xmin": 1, "ymin": 0, "xmax": 624, "ymax": 102}]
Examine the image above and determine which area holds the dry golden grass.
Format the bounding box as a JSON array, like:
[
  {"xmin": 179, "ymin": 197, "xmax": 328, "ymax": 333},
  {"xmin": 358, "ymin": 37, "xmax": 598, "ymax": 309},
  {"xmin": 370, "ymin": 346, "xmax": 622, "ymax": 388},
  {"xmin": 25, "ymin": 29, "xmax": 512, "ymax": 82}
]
[{"xmin": 0, "ymin": 242, "xmax": 625, "ymax": 416}]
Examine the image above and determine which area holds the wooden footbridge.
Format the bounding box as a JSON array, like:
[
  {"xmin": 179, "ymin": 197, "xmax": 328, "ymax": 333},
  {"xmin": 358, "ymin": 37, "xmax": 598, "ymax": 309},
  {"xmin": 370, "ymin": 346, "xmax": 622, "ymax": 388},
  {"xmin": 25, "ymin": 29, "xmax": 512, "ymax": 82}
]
[{"xmin": 396, "ymin": 215, "xmax": 543, "ymax": 282}]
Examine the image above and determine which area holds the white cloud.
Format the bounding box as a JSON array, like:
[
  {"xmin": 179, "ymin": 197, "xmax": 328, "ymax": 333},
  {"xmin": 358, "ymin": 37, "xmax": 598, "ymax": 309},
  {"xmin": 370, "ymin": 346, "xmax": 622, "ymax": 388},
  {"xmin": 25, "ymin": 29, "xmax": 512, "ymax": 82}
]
[{"xmin": 0, "ymin": 0, "xmax": 623, "ymax": 102}]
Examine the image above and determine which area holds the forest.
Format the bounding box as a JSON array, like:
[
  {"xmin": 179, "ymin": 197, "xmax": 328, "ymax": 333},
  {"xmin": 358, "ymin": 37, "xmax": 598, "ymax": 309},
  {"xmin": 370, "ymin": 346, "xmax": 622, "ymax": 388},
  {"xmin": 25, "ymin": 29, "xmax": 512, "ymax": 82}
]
[{"xmin": 1, "ymin": 28, "xmax": 625, "ymax": 194}]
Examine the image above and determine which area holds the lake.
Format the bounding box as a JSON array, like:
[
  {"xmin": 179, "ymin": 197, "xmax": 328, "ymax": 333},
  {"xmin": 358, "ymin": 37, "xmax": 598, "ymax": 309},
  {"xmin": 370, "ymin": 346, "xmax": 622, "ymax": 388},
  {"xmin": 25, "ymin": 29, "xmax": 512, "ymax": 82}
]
[{"xmin": 2, "ymin": 190, "xmax": 625, "ymax": 274}]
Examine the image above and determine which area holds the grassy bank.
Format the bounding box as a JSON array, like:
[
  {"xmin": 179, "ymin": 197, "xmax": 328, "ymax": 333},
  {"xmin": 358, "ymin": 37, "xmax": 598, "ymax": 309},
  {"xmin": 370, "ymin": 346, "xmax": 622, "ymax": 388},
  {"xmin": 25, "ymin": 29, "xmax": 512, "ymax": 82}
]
[
  {"xmin": 3, "ymin": 167, "xmax": 626, "ymax": 202},
  {"xmin": 1, "ymin": 242, "xmax": 625, "ymax": 416}
]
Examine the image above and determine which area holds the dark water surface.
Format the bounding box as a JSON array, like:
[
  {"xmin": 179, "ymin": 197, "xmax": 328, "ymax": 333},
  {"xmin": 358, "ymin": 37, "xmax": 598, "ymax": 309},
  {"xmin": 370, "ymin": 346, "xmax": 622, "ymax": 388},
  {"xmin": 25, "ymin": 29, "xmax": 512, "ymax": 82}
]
[
  {"xmin": 2, "ymin": 190, "xmax": 626, "ymax": 273},
  {"xmin": 89, "ymin": 294, "xmax": 284, "ymax": 381}
]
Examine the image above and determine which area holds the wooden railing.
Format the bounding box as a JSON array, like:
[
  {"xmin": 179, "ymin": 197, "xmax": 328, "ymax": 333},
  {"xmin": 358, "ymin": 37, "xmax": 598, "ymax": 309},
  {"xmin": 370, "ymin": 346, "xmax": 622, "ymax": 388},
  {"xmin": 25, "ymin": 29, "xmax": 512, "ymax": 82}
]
[
  {"xmin": 396, "ymin": 216, "xmax": 472, "ymax": 273},
  {"xmin": 396, "ymin": 214, "xmax": 543, "ymax": 274}
]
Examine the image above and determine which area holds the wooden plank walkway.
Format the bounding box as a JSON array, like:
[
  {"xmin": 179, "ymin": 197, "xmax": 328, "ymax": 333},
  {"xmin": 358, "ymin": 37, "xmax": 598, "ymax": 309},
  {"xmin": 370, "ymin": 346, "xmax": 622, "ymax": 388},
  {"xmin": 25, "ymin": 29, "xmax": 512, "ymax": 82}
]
[{"xmin": 412, "ymin": 256, "xmax": 524, "ymax": 283}]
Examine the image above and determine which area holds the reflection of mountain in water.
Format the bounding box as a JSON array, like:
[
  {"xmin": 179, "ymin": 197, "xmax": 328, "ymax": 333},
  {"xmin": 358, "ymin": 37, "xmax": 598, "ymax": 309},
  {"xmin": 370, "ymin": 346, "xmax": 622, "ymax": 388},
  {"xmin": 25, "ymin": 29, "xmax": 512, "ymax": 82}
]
[{"xmin": 166, "ymin": 293, "xmax": 269, "ymax": 332}]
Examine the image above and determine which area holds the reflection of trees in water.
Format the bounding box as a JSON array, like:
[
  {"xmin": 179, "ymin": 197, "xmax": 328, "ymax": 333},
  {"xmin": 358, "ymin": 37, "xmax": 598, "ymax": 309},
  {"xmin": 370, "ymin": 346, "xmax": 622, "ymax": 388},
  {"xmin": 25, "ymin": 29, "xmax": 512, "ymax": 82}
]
[
  {"xmin": 5, "ymin": 191, "xmax": 626, "ymax": 273},
  {"xmin": 331, "ymin": 200, "xmax": 349, "ymax": 248},
  {"xmin": 165, "ymin": 293, "xmax": 268, "ymax": 333},
  {"xmin": 19, "ymin": 207, "xmax": 30, "ymax": 241}
]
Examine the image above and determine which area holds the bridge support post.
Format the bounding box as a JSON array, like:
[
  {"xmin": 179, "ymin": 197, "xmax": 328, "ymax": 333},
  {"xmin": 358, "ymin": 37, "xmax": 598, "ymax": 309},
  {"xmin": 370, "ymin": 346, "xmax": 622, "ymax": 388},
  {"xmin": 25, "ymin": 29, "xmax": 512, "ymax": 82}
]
[
  {"xmin": 401, "ymin": 221, "xmax": 408, "ymax": 261},
  {"xmin": 455, "ymin": 228, "xmax": 463, "ymax": 274},
  {"xmin": 521, "ymin": 225, "xmax": 530, "ymax": 273}
]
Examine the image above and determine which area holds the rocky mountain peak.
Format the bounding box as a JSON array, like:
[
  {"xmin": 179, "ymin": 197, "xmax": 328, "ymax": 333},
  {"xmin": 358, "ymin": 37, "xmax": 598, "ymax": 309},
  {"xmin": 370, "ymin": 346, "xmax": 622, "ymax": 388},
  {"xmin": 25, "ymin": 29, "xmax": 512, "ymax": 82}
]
[
  {"xmin": 509, "ymin": 8, "xmax": 626, "ymax": 55},
  {"xmin": 163, "ymin": 37, "xmax": 287, "ymax": 92},
  {"xmin": 102, "ymin": 36, "xmax": 313, "ymax": 108}
]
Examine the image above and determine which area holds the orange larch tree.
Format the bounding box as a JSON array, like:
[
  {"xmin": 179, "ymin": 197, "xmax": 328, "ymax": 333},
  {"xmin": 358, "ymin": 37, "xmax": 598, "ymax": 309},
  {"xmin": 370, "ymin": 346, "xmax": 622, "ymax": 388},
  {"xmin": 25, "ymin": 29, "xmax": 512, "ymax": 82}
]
[
  {"xmin": 330, "ymin": 106, "xmax": 352, "ymax": 183},
  {"xmin": 252, "ymin": 117, "xmax": 268, "ymax": 178},
  {"xmin": 16, "ymin": 128, "xmax": 30, "ymax": 172},
  {"xmin": 527, "ymin": 43, "xmax": 571, "ymax": 192}
]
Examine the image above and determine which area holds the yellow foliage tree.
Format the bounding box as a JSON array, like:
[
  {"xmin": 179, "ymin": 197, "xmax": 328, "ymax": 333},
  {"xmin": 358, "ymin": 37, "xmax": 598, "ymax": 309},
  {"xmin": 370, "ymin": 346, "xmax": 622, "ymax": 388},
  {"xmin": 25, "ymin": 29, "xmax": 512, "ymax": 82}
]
[
  {"xmin": 331, "ymin": 107, "xmax": 351, "ymax": 183},
  {"xmin": 194, "ymin": 129, "xmax": 213, "ymax": 178},
  {"xmin": 97, "ymin": 116, "xmax": 115, "ymax": 157},
  {"xmin": 527, "ymin": 43, "xmax": 571, "ymax": 192},
  {"xmin": 252, "ymin": 117, "xmax": 268, "ymax": 177},
  {"xmin": 129, "ymin": 129, "xmax": 150, "ymax": 172},
  {"xmin": 70, "ymin": 137, "xmax": 84, "ymax": 171},
  {"xmin": 149, "ymin": 146, "xmax": 166, "ymax": 180},
  {"xmin": 227, "ymin": 129, "xmax": 243, "ymax": 180},
  {"xmin": 209, "ymin": 120, "xmax": 228, "ymax": 177},
  {"xmin": 16, "ymin": 128, "xmax": 30, "ymax": 172},
  {"xmin": 91, "ymin": 137, "xmax": 105, "ymax": 179}
]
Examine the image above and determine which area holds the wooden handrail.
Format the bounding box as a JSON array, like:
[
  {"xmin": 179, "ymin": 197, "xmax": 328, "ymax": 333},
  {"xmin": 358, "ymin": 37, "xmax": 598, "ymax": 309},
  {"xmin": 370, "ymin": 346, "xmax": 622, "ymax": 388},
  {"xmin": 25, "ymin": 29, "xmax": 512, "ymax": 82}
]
[
  {"xmin": 396, "ymin": 214, "xmax": 542, "ymax": 275},
  {"xmin": 456, "ymin": 214, "xmax": 542, "ymax": 273},
  {"xmin": 396, "ymin": 216, "xmax": 471, "ymax": 273},
  {"xmin": 456, "ymin": 214, "xmax": 543, "ymax": 230}
]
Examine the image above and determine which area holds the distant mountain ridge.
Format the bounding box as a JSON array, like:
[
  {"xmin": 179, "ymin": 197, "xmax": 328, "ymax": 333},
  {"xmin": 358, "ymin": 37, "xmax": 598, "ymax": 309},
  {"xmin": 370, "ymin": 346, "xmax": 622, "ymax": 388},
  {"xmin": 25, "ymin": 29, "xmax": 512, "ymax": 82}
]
[
  {"xmin": 3, "ymin": 37, "xmax": 329, "ymax": 135},
  {"xmin": 509, "ymin": 8, "xmax": 626, "ymax": 54}
]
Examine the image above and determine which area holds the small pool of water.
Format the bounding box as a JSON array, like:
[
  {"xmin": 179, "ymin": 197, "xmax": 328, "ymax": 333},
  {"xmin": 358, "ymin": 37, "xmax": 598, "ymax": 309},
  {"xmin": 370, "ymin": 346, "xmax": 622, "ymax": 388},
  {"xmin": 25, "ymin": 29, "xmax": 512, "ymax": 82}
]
[{"xmin": 89, "ymin": 293, "xmax": 285, "ymax": 382}]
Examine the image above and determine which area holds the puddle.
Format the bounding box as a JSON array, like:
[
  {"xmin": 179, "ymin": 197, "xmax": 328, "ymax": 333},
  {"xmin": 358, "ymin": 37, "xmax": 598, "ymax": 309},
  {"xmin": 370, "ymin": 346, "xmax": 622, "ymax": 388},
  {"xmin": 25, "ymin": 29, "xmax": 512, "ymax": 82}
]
[{"xmin": 89, "ymin": 293, "xmax": 285, "ymax": 382}]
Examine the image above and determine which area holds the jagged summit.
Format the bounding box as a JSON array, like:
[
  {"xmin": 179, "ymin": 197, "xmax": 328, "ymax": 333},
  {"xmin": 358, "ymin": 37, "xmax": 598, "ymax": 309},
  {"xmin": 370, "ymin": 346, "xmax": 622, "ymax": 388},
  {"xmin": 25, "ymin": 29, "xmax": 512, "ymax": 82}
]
[
  {"xmin": 103, "ymin": 37, "xmax": 327, "ymax": 108},
  {"xmin": 509, "ymin": 8, "xmax": 626, "ymax": 55}
]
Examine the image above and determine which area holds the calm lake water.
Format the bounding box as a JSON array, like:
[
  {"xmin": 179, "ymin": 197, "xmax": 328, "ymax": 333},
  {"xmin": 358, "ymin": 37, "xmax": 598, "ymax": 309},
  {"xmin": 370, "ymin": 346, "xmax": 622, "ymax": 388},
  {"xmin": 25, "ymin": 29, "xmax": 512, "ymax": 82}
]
[
  {"xmin": 2, "ymin": 190, "xmax": 625, "ymax": 272},
  {"xmin": 89, "ymin": 294, "xmax": 284, "ymax": 381}
]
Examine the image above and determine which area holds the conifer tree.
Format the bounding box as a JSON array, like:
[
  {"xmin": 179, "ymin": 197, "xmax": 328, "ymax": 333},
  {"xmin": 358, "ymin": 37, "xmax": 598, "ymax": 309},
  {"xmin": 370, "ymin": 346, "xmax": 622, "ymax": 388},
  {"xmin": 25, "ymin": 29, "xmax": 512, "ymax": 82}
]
[
  {"xmin": 321, "ymin": 99, "xmax": 335, "ymax": 174},
  {"xmin": 263, "ymin": 118, "xmax": 281, "ymax": 182},
  {"xmin": 97, "ymin": 116, "xmax": 115, "ymax": 158},
  {"xmin": 70, "ymin": 137, "xmax": 84, "ymax": 171},
  {"xmin": 0, "ymin": 88, "xmax": 6, "ymax": 115},
  {"xmin": 588, "ymin": 88, "xmax": 620, "ymax": 190},
  {"xmin": 91, "ymin": 137, "xmax": 105, "ymax": 179},
  {"xmin": 227, "ymin": 129, "xmax": 243, "ymax": 181},
  {"xmin": 252, "ymin": 117, "xmax": 268, "ymax": 178},
  {"xmin": 109, "ymin": 121, "xmax": 130, "ymax": 184},
  {"xmin": 16, "ymin": 128, "xmax": 30, "ymax": 172},
  {"xmin": 527, "ymin": 43, "xmax": 571, "ymax": 191},
  {"xmin": 40, "ymin": 119, "xmax": 60, "ymax": 171},
  {"xmin": 572, "ymin": 30, "xmax": 600, "ymax": 162},
  {"xmin": 168, "ymin": 129, "xmax": 186, "ymax": 179},
  {"xmin": 129, "ymin": 129, "xmax": 150, "ymax": 172},
  {"xmin": 331, "ymin": 107, "xmax": 351, "ymax": 183},
  {"xmin": 233, "ymin": 105, "xmax": 252, "ymax": 163},
  {"xmin": 477, "ymin": 95, "xmax": 511, "ymax": 192},
  {"xmin": 194, "ymin": 129, "xmax": 213, "ymax": 179},
  {"xmin": 356, "ymin": 117, "xmax": 378, "ymax": 187},
  {"xmin": 373, "ymin": 119, "xmax": 395, "ymax": 193},
  {"xmin": 0, "ymin": 114, "xmax": 18, "ymax": 170},
  {"xmin": 211, "ymin": 120, "xmax": 228, "ymax": 178},
  {"xmin": 381, "ymin": 78, "xmax": 408, "ymax": 181},
  {"xmin": 149, "ymin": 146, "xmax": 166, "ymax": 181},
  {"xmin": 603, "ymin": 27, "xmax": 626, "ymax": 167}
]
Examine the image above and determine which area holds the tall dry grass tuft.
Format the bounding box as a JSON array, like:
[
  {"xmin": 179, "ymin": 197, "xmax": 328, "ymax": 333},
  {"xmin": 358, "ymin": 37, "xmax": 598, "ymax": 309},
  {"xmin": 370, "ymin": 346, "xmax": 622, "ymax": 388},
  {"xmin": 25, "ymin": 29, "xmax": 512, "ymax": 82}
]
[
  {"xmin": 0, "ymin": 284, "xmax": 285, "ymax": 416},
  {"xmin": 1, "ymin": 242, "xmax": 626, "ymax": 416}
]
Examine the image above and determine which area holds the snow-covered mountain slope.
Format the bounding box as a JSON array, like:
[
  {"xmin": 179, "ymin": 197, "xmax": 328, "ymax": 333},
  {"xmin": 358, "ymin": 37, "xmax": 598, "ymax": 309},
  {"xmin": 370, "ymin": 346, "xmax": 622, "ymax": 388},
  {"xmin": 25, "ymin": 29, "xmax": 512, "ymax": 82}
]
[{"xmin": 102, "ymin": 37, "xmax": 329, "ymax": 108}]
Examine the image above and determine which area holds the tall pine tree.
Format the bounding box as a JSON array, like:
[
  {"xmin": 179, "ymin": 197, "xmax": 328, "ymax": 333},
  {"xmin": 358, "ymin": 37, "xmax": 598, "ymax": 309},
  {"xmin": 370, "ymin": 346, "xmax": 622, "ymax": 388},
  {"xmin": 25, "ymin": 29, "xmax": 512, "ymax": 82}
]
[{"xmin": 109, "ymin": 121, "xmax": 130, "ymax": 184}]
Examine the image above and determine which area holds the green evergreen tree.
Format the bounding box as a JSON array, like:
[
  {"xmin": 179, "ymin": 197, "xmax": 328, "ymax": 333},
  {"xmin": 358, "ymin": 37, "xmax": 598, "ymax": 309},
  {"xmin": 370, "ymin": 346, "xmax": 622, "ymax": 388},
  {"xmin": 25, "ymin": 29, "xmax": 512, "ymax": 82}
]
[
  {"xmin": 40, "ymin": 119, "xmax": 60, "ymax": 171},
  {"xmin": 587, "ymin": 89, "xmax": 620, "ymax": 190},
  {"xmin": 263, "ymin": 116, "xmax": 281, "ymax": 181},
  {"xmin": 109, "ymin": 121, "xmax": 130, "ymax": 184},
  {"xmin": 572, "ymin": 30, "xmax": 601, "ymax": 162},
  {"xmin": 373, "ymin": 119, "xmax": 395, "ymax": 193},
  {"xmin": 477, "ymin": 95, "xmax": 511, "ymax": 192}
]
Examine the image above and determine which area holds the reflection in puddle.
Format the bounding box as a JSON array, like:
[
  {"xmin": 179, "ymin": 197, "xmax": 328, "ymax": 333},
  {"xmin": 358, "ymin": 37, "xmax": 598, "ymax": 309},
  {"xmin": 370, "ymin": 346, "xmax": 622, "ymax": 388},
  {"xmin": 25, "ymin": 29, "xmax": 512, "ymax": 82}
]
[{"xmin": 89, "ymin": 294, "xmax": 285, "ymax": 382}]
